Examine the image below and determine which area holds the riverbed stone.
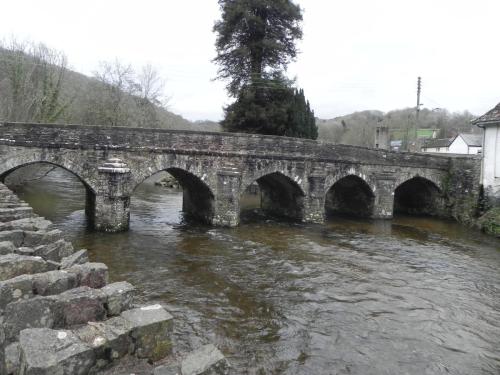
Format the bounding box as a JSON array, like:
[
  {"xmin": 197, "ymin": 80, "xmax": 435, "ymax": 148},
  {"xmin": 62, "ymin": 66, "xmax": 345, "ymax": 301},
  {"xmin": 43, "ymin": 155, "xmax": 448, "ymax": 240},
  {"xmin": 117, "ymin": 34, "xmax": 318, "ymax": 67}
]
[
  {"xmin": 15, "ymin": 246, "xmax": 36, "ymax": 256},
  {"xmin": 0, "ymin": 241, "xmax": 16, "ymax": 255},
  {"xmin": 0, "ymin": 274, "xmax": 35, "ymax": 310},
  {"xmin": 33, "ymin": 239, "xmax": 74, "ymax": 262},
  {"xmin": 60, "ymin": 249, "xmax": 89, "ymax": 269},
  {"xmin": 55, "ymin": 286, "xmax": 106, "ymax": 327},
  {"xmin": 4, "ymin": 296, "xmax": 59, "ymax": 342},
  {"xmin": 23, "ymin": 229, "xmax": 63, "ymax": 247},
  {"xmin": 5, "ymin": 341, "xmax": 20, "ymax": 375},
  {"xmin": 19, "ymin": 328, "xmax": 96, "ymax": 375},
  {"xmin": 75, "ymin": 317, "xmax": 133, "ymax": 368},
  {"xmin": 121, "ymin": 304, "xmax": 174, "ymax": 362},
  {"xmin": 181, "ymin": 344, "xmax": 231, "ymax": 375},
  {"xmin": 0, "ymin": 230, "xmax": 24, "ymax": 247},
  {"xmin": 102, "ymin": 281, "xmax": 136, "ymax": 316},
  {"xmin": 0, "ymin": 207, "xmax": 33, "ymax": 221},
  {"xmin": 0, "ymin": 217, "xmax": 51, "ymax": 232},
  {"xmin": 153, "ymin": 362, "xmax": 181, "ymax": 375},
  {"xmin": 67, "ymin": 262, "xmax": 109, "ymax": 289},
  {"xmin": 33, "ymin": 270, "xmax": 78, "ymax": 296},
  {"xmin": 0, "ymin": 254, "xmax": 50, "ymax": 281}
]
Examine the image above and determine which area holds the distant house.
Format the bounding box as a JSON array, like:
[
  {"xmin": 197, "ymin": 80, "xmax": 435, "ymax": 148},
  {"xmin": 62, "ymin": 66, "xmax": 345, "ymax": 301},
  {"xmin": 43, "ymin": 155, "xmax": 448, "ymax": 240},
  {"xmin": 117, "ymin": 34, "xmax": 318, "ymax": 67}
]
[
  {"xmin": 421, "ymin": 133, "xmax": 482, "ymax": 154},
  {"xmin": 421, "ymin": 138, "xmax": 453, "ymax": 153},
  {"xmin": 472, "ymin": 103, "xmax": 500, "ymax": 203}
]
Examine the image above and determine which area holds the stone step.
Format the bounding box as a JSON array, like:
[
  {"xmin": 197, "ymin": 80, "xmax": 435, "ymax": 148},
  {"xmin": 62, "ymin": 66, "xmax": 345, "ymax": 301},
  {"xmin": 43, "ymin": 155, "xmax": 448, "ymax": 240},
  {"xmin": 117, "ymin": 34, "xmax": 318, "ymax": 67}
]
[
  {"xmin": 17, "ymin": 305, "xmax": 173, "ymax": 375},
  {"xmin": 0, "ymin": 207, "xmax": 34, "ymax": 222},
  {"xmin": 0, "ymin": 253, "xmax": 55, "ymax": 282},
  {"xmin": 3, "ymin": 281, "xmax": 134, "ymax": 343},
  {"xmin": 0, "ymin": 217, "xmax": 52, "ymax": 232}
]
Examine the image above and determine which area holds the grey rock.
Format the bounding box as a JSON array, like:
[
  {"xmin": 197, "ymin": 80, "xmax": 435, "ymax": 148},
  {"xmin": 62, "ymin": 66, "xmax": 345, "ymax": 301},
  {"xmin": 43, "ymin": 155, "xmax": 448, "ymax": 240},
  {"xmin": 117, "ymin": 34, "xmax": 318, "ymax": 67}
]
[
  {"xmin": 67, "ymin": 263, "xmax": 109, "ymax": 289},
  {"xmin": 153, "ymin": 362, "xmax": 181, "ymax": 375},
  {"xmin": 23, "ymin": 229, "xmax": 63, "ymax": 247},
  {"xmin": 15, "ymin": 246, "xmax": 36, "ymax": 256},
  {"xmin": 33, "ymin": 270, "xmax": 78, "ymax": 296},
  {"xmin": 33, "ymin": 239, "xmax": 73, "ymax": 262},
  {"xmin": 55, "ymin": 286, "xmax": 106, "ymax": 327},
  {"xmin": 181, "ymin": 344, "xmax": 231, "ymax": 375},
  {"xmin": 19, "ymin": 328, "xmax": 96, "ymax": 375},
  {"xmin": 121, "ymin": 304, "xmax": 174, "ymax": 362},
  {"xmin": 0, "ymin": 274, "xmax": 35, "ymax": 311},
  {"xmin": 0, "ymin": 217, "xmax": 51, "ymax": 232},
  {"xmin": 5, "ymin": 341, "xmax": 20, "ymax": 375},
  {"xmin": 0, "ymin": 254, "xmax": 50, "ymax": 281},
  {"xmin": 61, "ymin": 249, "xmax": 89, "ymax": 269},
  {"xmin": 4, "ymin": 296, "xmax": 59, "ymax": 343},
  {"xmin": 74, "ymin": 317, "xmax": 133, "ymax": 368},
  {"xmin": 0, "ymin": 241, "xmax": 16, "ymax": 255},
  {"xmin": 101, "ymin": 281, "xmax": 135, "ymax": 316},
  {"xmin": 0, "ymin": 230, "xmax": 24, "ymax": 247}
]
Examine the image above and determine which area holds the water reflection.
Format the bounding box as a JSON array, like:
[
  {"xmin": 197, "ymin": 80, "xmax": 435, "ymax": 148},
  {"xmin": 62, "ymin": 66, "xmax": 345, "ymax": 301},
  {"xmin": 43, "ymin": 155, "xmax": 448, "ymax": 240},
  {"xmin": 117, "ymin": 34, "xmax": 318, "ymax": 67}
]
[{"xmin": 7, "ymin": 168, "xmax": 500, "ymax": 375}]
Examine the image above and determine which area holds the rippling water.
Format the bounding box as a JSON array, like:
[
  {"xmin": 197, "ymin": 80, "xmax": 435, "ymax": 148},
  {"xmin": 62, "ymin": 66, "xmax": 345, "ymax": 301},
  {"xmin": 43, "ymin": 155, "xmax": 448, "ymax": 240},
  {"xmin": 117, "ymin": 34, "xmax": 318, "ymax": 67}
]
[{"xmin": 8, "ymin": 169, "xmax": 500, "ymax": 375}]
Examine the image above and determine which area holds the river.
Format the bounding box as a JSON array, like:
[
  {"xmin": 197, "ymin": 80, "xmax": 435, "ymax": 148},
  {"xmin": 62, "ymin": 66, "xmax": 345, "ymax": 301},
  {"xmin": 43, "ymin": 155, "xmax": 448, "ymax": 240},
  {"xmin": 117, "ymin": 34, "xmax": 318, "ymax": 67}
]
[{"xmin": 6, "ymin": 168, "xmax": 500, "ymax": 375}]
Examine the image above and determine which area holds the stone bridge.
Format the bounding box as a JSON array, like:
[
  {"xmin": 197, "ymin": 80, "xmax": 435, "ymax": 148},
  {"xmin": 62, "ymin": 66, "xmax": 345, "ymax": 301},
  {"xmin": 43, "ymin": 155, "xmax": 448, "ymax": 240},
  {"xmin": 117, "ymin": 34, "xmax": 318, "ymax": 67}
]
[{"xmin": 0, "ymin": 122, "xmax": 481, "ymax": 232}]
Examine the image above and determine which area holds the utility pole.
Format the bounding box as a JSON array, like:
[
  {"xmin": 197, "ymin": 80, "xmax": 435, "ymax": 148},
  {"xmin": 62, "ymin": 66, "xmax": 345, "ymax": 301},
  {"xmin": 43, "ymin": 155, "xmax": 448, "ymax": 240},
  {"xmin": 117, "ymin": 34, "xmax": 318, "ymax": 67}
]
[{"xmin": 416, "ymin": 76, "xmax": 422, "ymax": 120}]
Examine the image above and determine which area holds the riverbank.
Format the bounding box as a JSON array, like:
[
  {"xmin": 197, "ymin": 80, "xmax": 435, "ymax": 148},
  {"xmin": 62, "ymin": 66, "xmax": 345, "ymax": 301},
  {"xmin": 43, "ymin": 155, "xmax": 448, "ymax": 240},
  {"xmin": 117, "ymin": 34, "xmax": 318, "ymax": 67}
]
[{"xmin": 0, "ymin": 183, "xmax": 230, "ymax": 375}]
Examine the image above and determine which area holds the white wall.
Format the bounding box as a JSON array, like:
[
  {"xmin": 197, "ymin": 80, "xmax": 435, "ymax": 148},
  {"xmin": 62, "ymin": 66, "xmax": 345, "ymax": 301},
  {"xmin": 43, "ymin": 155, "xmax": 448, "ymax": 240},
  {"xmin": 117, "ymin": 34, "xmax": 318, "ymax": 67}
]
[
  {"xmin": 449, "ymin": 136, "xmax": 469, "ymax": 154},
  {"xmin": 421, "ymin": 146, "xmax": 449, "ymax": 153},
  {"xmin": 482, "ymin": 125, "xmax": 500, "ymax": 199}
]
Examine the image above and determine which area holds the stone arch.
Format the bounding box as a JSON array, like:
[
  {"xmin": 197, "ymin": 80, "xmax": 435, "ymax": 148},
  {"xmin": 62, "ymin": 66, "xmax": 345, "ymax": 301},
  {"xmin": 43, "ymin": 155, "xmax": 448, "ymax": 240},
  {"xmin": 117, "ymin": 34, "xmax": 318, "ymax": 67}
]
[
  {"xmin": 393, "ymin": 176, "xmax": 444, "ymax": 216},
  {"xmin": 242, "ymin": 171, "xmax": 306, "ymax": 221},
  {"xmin": 0, "ymin": 161, "xmax": 96, "ymax": 194},
  {"xmin": 131, "ymin": 167, "xmax": 215, "ymax": 225},
  {"xmin": 325, "ymin": 174, "xmax": 375, "ymax": 218}
]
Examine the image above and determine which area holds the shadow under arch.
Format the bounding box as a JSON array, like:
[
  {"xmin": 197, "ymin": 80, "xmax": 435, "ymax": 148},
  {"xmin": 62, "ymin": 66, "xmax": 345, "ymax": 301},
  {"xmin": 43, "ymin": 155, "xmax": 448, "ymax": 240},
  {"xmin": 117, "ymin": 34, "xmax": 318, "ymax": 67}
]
[
  {"xmin": 241, "ymin": 171, "xmax": 305, "ymax": 221},
  {"xmin": 0, "ymin": 161, "xmax": 97, "ymax": 223},
  {"xmin": 325, "ymin": 175, "xmax": 375, "ymax": 218},
  {"xmin": 132, "ymin": 167, "xmax": 215, "ymax": 225},
  {"xmin": 394, "ymin": 176, "xmax": 443, "ymax": 216}
]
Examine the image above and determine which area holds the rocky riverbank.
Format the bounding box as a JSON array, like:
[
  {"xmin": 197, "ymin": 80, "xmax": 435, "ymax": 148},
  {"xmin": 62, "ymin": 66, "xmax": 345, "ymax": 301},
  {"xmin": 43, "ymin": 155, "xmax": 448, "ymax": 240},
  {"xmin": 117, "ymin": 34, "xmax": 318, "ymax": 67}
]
[{"xmin": 0, "ymin": 183, "xmax": 230, "ymax": 375}]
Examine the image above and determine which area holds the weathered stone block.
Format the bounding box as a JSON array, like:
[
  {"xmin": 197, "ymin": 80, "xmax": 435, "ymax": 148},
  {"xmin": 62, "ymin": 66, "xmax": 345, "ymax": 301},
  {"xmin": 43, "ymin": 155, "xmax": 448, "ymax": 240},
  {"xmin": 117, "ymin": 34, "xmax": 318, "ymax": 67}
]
[
  {"xmin": 0, "ymin": 207, "xmax": 33, "ymax": 221},
  {"xmin": 181, "ymin": 344, "xmax": 231, "ymax": 375},
  {"xmin": 121, "ymin": 304, "xmax": 174, "ymax": 362},
  {"xmin": 19, "ymin": 328, "xmax": 96, "ymax": 375},
  {"xmin": 67, "ymin": 263, "xmax": 109, "ymax": 289},
  {"xmin": 61, "ymin": 249, "xmax": 89, "ymax": 269},
  {"xmin": 15, "ymin": 247, "xmax": 36, "ymax": 256},
  {"xmin": 23, "ymin": 229, "xmax": 63, "ymax": 247},
  {"xmin": 153, "ymin": 362, "xmax": 181, "ymax": 375},
  {"xmin": 5, "ymin": 341, "xmax": 20, "ymax": 375},
  {"xmin": 74, "ymin": 317, "xmax": 133, "ymax": 368},
  {"xmin": 101, "ymin": 281, "xmax": 135, "ymax": 316},
  {"xmin": 0, "ymin": 217, "xmax": 51, "ymax": 232},
  {"xmin": 33, "ymin": 239, "xmax": 73, "ymax": 262},
  {"xmin": 32, "ymin": 270, "xmax": 78, "ymax": 296},
  {"xmin": 0, "ymin": 230, "xmax": 24, "ymax": 247},
  {"xmin": 0, "ymin": 241, "xmax": 16, "ymax": 255},
  {"xmin": 55, "ymin": 286, "xmax": 106, "ymax": 327},
  {"xmin": 4, "ymin": 296, "xmax": 59, "ymax": 342},
  {"xmin": 0, "ymin": 274, "xmax": 35, "ymax": 311},
  {"xmin": 0, "ymin": 254, "xmax": 50, "ymax": 281}
]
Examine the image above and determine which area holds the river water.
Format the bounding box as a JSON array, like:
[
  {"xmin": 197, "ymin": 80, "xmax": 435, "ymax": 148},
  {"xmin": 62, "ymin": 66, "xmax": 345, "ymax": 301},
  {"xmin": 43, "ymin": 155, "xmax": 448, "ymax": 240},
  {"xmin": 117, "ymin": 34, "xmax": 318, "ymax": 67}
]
[{"xmin": 7, "ymin": 169, "xmax": 500, "ymax": 375}]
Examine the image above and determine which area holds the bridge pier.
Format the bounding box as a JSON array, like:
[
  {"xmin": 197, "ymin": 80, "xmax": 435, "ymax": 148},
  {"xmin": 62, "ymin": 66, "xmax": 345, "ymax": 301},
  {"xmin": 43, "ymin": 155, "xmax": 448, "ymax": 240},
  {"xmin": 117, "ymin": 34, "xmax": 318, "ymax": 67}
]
[
  {"xmin": 303, "ymin": 171, "xmax": 326, "ymax": 224},
  {"xmin": 213, "ymin": 165, "xmax": 241, "ymax": 227},
  {"xmin": 92, "ymin": 159, "xmax": 132, "ymax": 232},
  {"xmin": 372, "ymin": 176, "xmax": 395, "ymax": 219}
]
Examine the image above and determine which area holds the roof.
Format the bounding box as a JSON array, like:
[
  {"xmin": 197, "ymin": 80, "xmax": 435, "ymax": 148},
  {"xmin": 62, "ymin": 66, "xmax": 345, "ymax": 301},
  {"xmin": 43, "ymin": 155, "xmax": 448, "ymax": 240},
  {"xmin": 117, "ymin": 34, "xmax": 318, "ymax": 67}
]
[
  {"xmin": 472, "ymin": 102, "xmax": 500, "ymax": 126},
  {"xmin": 422, "ymin": 138, "xmax": 452, "ymax": 149},
  {"xmin": 457, "ymin": 133, "xmax": 482, "ymax": 147}
]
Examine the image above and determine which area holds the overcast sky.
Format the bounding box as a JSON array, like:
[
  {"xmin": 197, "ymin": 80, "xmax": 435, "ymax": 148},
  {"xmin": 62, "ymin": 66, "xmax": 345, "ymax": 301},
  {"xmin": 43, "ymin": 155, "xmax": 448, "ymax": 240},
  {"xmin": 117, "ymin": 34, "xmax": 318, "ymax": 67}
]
[{"xmin": 1, "ymin": 0, "xmax": 499, "ymax": 121}]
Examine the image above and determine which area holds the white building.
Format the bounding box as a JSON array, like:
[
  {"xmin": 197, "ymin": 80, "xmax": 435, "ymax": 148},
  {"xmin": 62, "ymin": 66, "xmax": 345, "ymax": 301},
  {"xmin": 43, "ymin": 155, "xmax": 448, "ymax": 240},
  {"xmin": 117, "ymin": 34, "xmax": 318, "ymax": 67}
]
[
  {"xmin": 421, "ymin": 133, "xmax": 482, "ymax": 154},
  {"xmin": 472, "ymin": 103, "xmax": 500, "ymax": 202}
]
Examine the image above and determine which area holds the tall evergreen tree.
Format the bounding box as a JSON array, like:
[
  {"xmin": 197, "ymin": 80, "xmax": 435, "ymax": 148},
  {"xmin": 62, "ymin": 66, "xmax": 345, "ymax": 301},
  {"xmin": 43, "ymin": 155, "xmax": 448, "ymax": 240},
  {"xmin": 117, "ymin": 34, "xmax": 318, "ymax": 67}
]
[{"xmin": 214, "ymin": 0, "xmax": 318, "ymax": 139}]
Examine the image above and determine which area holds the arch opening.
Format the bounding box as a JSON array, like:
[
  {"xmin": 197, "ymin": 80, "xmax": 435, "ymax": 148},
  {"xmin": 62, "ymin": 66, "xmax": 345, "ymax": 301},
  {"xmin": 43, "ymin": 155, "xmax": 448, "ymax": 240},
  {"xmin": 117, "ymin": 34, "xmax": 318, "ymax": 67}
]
[
  {"xmin": 0, "ymin": 162, "xmax": 95, "ymax": 227},
  {"xmin": 325, "ymin": 175, "xmax": 375, "ymax": 218},
  {"xmin": 394, "ymin": 177, "xmax": 443, "ymax": 216},
  {"xmin": 133, "ymin": 168, "xmax": 215, "ymax": 225},
  {"xmin": 241, "ymin": 172, "xmax": 305, "ymax": 222}
]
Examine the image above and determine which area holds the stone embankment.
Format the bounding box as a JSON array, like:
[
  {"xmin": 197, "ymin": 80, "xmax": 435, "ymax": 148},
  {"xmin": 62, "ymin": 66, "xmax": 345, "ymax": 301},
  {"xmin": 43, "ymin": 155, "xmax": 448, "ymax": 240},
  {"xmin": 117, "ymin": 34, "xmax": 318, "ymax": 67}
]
[{"xmin": 0, "ymin": 183, "xmax": 230, "ymax": 375}]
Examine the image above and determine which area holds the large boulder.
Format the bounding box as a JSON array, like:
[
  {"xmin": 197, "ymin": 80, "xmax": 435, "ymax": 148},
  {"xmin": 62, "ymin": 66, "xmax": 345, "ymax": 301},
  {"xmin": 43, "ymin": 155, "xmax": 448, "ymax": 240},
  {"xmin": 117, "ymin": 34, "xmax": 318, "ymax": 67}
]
[
  {"xmin": 121, "ymin": 305, "xmax": 174, "ymax": 362},
  {"xmin": 19, "ymin": 328, "xmax": 96, "ymax": 375},
  {"xmin": 101, "ymin": 281, "xmax": 135, "ymax": 316},
  {"xmin": 67, "ymin": 263, "xmax": 109, "ymax": 288},
  {"xmin": 0, "ymin": 254, "xmax": 50, "ymax": 281},
  {"xmin": 181, "ymin": 344, "xmax": 231, "ymax": 375},
  {"xmin": 55, "ymin": 286, "xmax": 107, "ymax": 327}
]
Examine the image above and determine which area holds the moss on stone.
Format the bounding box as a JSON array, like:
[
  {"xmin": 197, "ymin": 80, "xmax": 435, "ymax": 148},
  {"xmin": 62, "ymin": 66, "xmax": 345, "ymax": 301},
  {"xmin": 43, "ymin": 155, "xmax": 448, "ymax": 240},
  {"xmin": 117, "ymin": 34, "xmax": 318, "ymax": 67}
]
[{"xmin": 477, "ymin": 207, "xmax": 500, "ymax": 238}]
